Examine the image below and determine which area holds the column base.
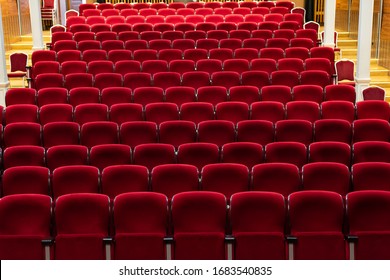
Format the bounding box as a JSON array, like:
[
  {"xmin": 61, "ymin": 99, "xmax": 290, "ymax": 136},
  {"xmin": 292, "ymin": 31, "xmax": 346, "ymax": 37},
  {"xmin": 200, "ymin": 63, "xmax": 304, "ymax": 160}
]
[
  {"xmin": 355, "ymin": 78, "xmax": 371, "ymax": 102},
  {"xmin": 323, "ymin": 42, "xmax": 336, "ymax": 48},
  {"xmin": 0, "ymin": 81, "xmax": 10, "ymax": 107},
  {"xmin": 32, "ymin": 46, "xmax": 45, "ymax": 51}
]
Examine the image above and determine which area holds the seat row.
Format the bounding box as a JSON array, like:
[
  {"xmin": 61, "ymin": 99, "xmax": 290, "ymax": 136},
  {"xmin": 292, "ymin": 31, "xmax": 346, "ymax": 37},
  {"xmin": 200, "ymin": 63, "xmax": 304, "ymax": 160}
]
[
  {"xmin": 8, "ymin": 85, "xmax": 357, "ymax": 108},
  {"xmin": 31, "ymin": 46, "xmax": 331, "ymax": 68},
  {"xmin": 51, "ymin": 37, "xmax": 318, "ymax": 55},
  {"xmin": 30, "ymin": 57, "xmax": 335, "ymax": 84},
  {"xmin": 2, "ymin": 116, "xmax": 390, "ymax": 150},
  {"xmin": 66, "ymin": 20, "xmax": 309, "ymax": 36},
  {"xmin": 1, "ymin": 139, "xmax": 390, "ymax": 172},
  {"xmin": 51, "ymin": 29, "xmax": 318, "ymax": 48},
  {"xmin": 3, "ymin": 100, "xmax": 390, "ymax": 126},
  {"xmin": 66, "ymin": 13, "xmax": 303, "ymax": 30},
  {"xmin": 79, "ymin": 6, "xmax": 298, "ymax": 19},
  {"xmin": 4, "ymin": 158, "xmax": 390, "ymax": 199},
  {"xmin": 31, "ymin": 70, "xmax": 335, "ymax": 91},
  {"xmin": 1, "ymin": 190, "xmax": 389, "ymax": 260},
  {"xmin": 78, "ymin": 1, "xmax": 295, "ymax": 14}
]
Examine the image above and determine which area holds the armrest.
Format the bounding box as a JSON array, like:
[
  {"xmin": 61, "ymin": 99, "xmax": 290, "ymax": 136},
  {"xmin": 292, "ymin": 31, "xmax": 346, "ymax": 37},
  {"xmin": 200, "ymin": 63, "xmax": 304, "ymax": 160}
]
[
  {"xmin": 346, "ymin": 235, "xmax": 358, "ymax": 243},
  {"xmin": 286, "ymin": 236, "xmax": 297, "ymax": 243},
  {"xmin": 42, "ymin": 238, "xmax": 54, "ymax": 260}
]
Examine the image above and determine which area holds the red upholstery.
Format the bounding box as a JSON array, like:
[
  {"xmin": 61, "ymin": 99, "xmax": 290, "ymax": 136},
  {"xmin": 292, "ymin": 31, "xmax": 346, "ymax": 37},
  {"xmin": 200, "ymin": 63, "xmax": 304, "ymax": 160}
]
[
  {"xmin": 120, "ymin": 121, "xmax": 157, "ymax": 148},
  {"xmin": 252, "ymin": 162, "xmax": 300, "ymax": 197},
  {"xmin": 171, "ymin": 191, "xmax": 227, "ymax": 259},
  {"xmin": 80, "ymin": 121, "xmax": 118, "ymax": 148},
  {"xmin": 309, "ymin": 142, "xmax": 351, "ymax": 166},
  {"xmin": 114, "ymin": 192, "xmax": 168, "ymax": 259},
  {"xmin": 302, "ymin": 162, "xmax": 350, "ymax": 195},
  {"xmin": 347, "ymin": 190, "xmax": 390, "ymax": 259},
  {"xmin": 133, "ymin": 143, "xmax": 176, "ymax": 171},
  {"xmin": 352, "ymin": 162, "xmax": 390, "ymax": 191},
  {"xmin": 221, "ymin": 142, "xmax": 263, "ymax": 169},
  {"xmin": 52, "ymin": 166, "xmax": 100, "ymax": 199},
  {"xmin": 151, "ymin": 164, "xmax": 199, "ymax": 199},
  {"xmin": 265, "ymin": 141, "xmax": 307, "ymax": 169},
  {"xmin": 43, "ymin": 122, "xmax": 80, "ymax": 148},
  {"xmin": 101, "ymin": 165, "xmax": 149, "ymax": 199},
  {"xmin": 0, "ymin": 194, "xmax": 52, "ymax": 259},
  {"xmin": 353, "ymin": 141, "xmax": 390, "ymax": 164},
  {"xmin": 3, "ymin": 123, "xmax": 41, "ymax": 148},
  {"xmin": 159, "ymin": 120, "xmax": 197, "ymax": 148},
  {"xmin": 197, "ymin": 120, "xmax": 235, "ymax": 147},
  {"xmin": 261, "ymin": 85, "xmax": 292, "ymax": 104},
  {"xmin": 314, "ymin": 119, "xmax": 352, "ymax": 144},
  {"xmin": 230, "ymin": 192, "xmax": 286, "ymax": 259},
  {"xmin": 236, "ymin": 120, "xmax": 274, "ymax": 146},
  {"xmin": 177, "ymin": 142, "xmax": 220, "ymax": 171},
  {"xmin": 46, "ymin": 145, "xmax": 88, "ymax": 171},
  {"xmin": 2, "ymin": 167, "xmax": 50, "ymax": 196},
  {"xmin": 275, "ymin": 119, "xmax": 313, "ymax": 146},
  {"xmin": 288, "ymin": 191, "xmax": 346, "ymax": 260},
  {"xmin": 55, "ymin": 193, "xmax": 110, "ymax": 260},
  {"xmin": 90, "ymin": 144, "xmax": 132, "ymax": 171},
  {"xmin": 3, "ymin": 145, "xmax": 45, "ymax": 169},
  {"xmin": 201, "ymin": 163, "xmax": 249, "ymax": 199},
  {"xmin": 353, "ymin": 119, "xmax": 390, "ymax": 143}
]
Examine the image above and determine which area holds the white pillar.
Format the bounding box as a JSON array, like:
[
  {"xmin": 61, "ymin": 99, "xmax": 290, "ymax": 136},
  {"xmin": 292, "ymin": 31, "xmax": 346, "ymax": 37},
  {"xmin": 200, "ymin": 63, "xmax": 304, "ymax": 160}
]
[
  {"xmin": 0, "ymin": 4, "xmax": 10, "ymax": 107},
  {"xmin": 29, "ymin": 0, "xmax": 45, "ymax": 50},
  {"xmin": 323, "ymin": 0, "xmax": 336, "ymax": 48},
  {"xmin": 355, "ymin": 0, "xmax": 374, "ymax": 102},
  {"xmin": 59, "ymin": 0, "xmax": 67, "ymax": 26}
]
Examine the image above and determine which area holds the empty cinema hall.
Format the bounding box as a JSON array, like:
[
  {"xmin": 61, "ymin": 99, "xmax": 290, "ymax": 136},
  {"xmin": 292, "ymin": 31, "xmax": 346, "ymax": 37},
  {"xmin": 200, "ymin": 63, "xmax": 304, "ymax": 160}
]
[{"xmin": 1, "ymin": 0, "xmax": 390, "ymax": 278}]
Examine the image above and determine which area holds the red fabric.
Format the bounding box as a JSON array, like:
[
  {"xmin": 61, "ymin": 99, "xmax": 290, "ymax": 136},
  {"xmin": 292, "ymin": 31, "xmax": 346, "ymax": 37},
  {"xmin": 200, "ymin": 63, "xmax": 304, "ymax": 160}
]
[
  {"xmin": 252, "ymin": 163, "xmax": 300, "ymax": 197},
  {"xmin": 101, "ymin": 165, "xmax": 149, "ymax": 199}
]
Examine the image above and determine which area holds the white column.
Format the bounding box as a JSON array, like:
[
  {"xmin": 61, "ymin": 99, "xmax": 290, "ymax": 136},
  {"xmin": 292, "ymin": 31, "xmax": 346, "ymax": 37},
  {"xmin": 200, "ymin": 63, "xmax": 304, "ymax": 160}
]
[
  {"xmin": 355, "ymin": 0, "xmax": 374, "ymax": 102},
  {"xmin": 0, "ymin": 4, "xmax": 10, "ymax": 107},
  {"xmin": 323, "ymin": 0, "xmax": 336, "ymax": 48},
  {"xmin": 29, "ymin": 0, "xmax": 45, "ymax": 50},
  {"xmin": 58, "ymin": 0, "xmax": 67, "ymax": 26}
]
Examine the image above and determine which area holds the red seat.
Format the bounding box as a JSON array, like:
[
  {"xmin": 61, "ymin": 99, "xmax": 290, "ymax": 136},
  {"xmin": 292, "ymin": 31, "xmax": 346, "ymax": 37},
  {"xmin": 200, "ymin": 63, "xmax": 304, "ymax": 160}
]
[
  {"xmin": 251, "ymin": 101, "xmax": 285, "ymax": 123},
  {"xmin": 309, "ymin": 142, "xmax": 351, "ymax": 166},
  {"xmin": 46, "ymin": 145, "xmax": 88, "ymax": 171},
  {"xmin": 236, "ymin": 120, "xmax": 274, "ymax": 146},
  {"xmin": 347, "ymin": 190, "xmax": 390, "ymax": 259},
  {"xmin": 54, "ymin": 193, "xmax": 110, "ymax": 259},
  {"xmin": 252, "ymin": 162, "xmax": 300, "ymax": 197},
  {"xmin": 288, "ymin": 191, "xmax": 346, "ymax": 259},
  {"xmin": 133, "ymin": 143, "xmax": 176, "ymax": 171},
  {"xmin": 275, "ymin": 119, "xmax": 313, "ymax": 146},
  {"xmin": 101, "ymin": 165, "xmax": 148, "ymax": 199},
  {"xmin": 302, "ymin": 162, "xmax": 350, "ymax": 195},
  {"xmin": 120, "ymin": 121, "xmax": 157, "ymax": 148},
  {"xmin": 159, "ymin": 120, "xmax": 197, "ymax": 148},
  {"xmin": 171, "ymin": 191, "xmax": 227, "ymax": 260},
  {"xmin": 230, "ymin": 192, "xmax": 286, "ymax": 260},
  {"xmin": 110, "ymin": 103, "xmax": 143, "ymax": 124},
  {"xmin": 74, "ymin": 104, "xmax": 108, "ymax": 125},
  {"xmin": 151, "ymin": 164, "xmax": 199, "ymax": 199},
  {"xmin": 221, "ymin": 142, "xmax": 264, "ymax": 169},
  {"xmin": 90, "ymin": 144, "xmax": 132, "ymax": 171},
  {"xmin": 2, "ymin": 167, "xmax": 50, "ymax": 196},
  {"xmin": 0, "ymin": 194, "xmax": 52, "ymax": 260},
  {"xmin": 314, "ymin": 119, "xmax": 352, "ymax": 144},
  {"xmin": 177, "ymin": 143, "xmax": 219, "ymax": 171},
  {"xmin": 43, "ymin": 122, "xmax": 80, "ymax": 148},
  {"xmin": 197, "ymin": 120, "xmax": 236, "ymax": 147},
  {"xmin": 80, "ymin": 121, "xmax": 118, "ymax": 148},
  {"xmin": 265, "ymin": 142, "xmax": 307, "ymax": 170},
  {"xmin": 113, "ymin": 192, "xmax": 168, "ymax": 260}
]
